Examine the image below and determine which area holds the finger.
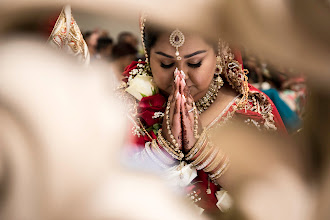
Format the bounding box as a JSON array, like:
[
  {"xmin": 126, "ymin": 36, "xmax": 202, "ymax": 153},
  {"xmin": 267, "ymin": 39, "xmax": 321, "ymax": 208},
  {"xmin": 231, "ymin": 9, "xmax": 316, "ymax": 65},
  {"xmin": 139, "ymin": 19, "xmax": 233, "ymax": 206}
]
[
  {"xmin": 180, "ymin": 96, "xmax": 196, "ymax": 151},
  {"xmin": 168, "ymin": 68, "xmax": 180, "ymax": 102},
  {"xmin": 181, "ymin": 94, "xmax": 194, "ymax": 121},
  {"xmin": 172, "ymin": 94, "xmax": 182, "ymax": 137}
]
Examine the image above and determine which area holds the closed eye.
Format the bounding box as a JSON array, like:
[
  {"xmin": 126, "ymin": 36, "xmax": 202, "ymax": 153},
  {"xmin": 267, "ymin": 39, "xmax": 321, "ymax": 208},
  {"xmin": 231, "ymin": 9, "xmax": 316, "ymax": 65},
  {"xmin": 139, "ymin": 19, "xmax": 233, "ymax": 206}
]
[
  {"xmin": 160, "ymin": 62, "xmax": 175, "ymax": 69},
  {"xmin": 188, "ymin": 61, "xmax": 202, "ymax": 68}
]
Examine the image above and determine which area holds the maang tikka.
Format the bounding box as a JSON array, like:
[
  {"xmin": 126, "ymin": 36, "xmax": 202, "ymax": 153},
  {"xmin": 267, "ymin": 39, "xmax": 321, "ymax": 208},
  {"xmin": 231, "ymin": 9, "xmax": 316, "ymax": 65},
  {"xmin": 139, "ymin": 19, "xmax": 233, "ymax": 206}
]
[{"xmin": 169, "ymin": 29, "xmax": 185, "ymax": 60}]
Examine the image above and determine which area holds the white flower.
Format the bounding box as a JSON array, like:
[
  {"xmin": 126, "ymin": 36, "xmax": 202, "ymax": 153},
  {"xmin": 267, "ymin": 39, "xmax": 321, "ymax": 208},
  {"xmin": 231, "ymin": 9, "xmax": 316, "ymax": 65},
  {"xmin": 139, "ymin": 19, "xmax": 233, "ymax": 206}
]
[
  {"xmin": 152, "ymin": 112, "xmax": 164, "ymax": 119},
  {"xmin": 125, "ymin": 75, "xmax": 158, "ymax": 101}
]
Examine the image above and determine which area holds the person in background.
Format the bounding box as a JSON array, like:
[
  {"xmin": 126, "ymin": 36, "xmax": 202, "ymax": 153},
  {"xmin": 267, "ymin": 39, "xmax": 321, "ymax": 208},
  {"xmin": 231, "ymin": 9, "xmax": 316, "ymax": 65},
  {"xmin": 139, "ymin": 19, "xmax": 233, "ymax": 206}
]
[
  {"xmin": 83, "ymin": 30, "xmax": 100, "ymax": 58},
  {"xmin": 110, "ymin": 42, "xmax": 137, "ymax": 82},
  {"xmin": 95, "ymin": 36, "xmax": 113, "ymax": 61},
  {"xmin": 117, "ymin": 31, "xmax": 138, "ymax": 50}
]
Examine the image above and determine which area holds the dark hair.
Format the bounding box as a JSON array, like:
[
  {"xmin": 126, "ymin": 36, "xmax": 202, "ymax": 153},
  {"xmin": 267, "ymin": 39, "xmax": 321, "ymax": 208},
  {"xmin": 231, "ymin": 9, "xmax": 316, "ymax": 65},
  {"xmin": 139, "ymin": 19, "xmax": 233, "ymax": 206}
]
[
  {"xmin": 117, "ymin": 32, "xmax": 135, "ymax": 43},
  {"xmin": 96, "ymin": 37, "xmax": 113, "ymax": 52},
  {"xmin": 83, "ymin": 31, "xmax": 92, "ymax": 40},
  {"xmin": 111, "ymin": 43, "xmax": 138, "ymax": 60},
  {"xmin": 143, "ymin": 24, "xmax": 166, "ymax": 58},
  {"xmin": 143, "ymin": 23, "xmax": 217, "ymax": 58}
]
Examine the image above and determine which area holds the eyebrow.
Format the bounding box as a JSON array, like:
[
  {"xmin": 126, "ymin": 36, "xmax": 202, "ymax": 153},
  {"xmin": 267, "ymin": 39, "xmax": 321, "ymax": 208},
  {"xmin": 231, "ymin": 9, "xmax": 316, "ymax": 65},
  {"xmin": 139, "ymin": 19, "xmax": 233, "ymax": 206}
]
[{"xmin": 155, "ymin": 50, "xmax": 207, "ymax": 59}]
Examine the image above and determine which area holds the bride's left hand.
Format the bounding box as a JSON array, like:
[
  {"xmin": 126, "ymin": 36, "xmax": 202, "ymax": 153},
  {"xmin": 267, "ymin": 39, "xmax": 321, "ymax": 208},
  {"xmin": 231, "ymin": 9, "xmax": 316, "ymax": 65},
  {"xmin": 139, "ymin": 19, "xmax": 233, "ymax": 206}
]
[{"xmin": 179, "ymin": 71, "xmax": 203, "ymax": 153}]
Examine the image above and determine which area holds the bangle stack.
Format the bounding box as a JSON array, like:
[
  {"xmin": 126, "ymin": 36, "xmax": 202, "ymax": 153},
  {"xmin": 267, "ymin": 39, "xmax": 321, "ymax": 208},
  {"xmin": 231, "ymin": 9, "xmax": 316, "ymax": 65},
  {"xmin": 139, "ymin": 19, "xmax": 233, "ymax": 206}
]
[
  {"xmin": 150, "ymin": 139, "xmax": 176, "ymax": 166},
  {"xmin": 186, "ymin": 129, "xmax": 230, "ymax": 181},
  {"xmin": 144, "ymin": 142, "xmax": 169, "ymax": 169},
  {"xmin": 157, "ymin": 129, "xmax": 184, "ymax": 161}
]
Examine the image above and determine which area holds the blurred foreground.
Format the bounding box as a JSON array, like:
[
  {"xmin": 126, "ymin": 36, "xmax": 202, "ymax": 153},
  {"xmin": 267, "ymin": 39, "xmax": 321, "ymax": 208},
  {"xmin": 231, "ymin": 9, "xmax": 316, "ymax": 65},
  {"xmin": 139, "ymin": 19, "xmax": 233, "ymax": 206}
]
[{"xmin": 0, "ymin": 1, "xmax": 329, "ymax": 220}]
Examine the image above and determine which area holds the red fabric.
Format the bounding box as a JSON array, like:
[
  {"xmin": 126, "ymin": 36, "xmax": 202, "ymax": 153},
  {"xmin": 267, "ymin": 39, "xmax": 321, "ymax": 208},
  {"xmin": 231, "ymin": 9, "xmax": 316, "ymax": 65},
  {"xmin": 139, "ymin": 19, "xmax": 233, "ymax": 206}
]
[
  {"xmin": 232, "ymin": 48, "xmax": 244, "ymax": 69},
  {"xmin": 40, "ymin": 10, "xmax": 61, "ymax": 38},
  {"xmin": 248, "ymin": 85, "xmax": 287, "ymax": 134}
]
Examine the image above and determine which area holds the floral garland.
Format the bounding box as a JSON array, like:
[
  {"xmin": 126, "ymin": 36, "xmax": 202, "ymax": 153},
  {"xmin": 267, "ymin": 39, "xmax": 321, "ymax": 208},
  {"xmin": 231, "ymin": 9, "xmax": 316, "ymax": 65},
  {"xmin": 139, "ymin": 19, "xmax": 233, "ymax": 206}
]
[{"xmin": 122, "ymin": 60, "xmax": 166, "ymax": 144}]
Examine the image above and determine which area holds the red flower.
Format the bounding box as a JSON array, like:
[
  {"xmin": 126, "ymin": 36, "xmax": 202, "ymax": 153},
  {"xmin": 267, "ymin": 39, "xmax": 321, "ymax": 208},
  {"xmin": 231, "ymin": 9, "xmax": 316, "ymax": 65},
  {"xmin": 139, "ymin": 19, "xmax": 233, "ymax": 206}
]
[
  {"xmin": 122, "ymin": 61, "xmax": 147, "ymax": 82},
  {"xmin": 138, "ymin": 94, "xmax": 166, "ymax": 127},
  {"xmin": 135, "ymin": 130, "xmax": 157, "ymax": 147}
]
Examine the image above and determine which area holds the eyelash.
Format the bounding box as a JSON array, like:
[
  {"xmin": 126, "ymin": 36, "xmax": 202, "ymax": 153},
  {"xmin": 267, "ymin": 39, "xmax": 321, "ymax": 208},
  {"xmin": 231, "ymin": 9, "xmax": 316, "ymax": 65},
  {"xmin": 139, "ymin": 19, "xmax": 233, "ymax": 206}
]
[
  {"xmin": 160, "ymin": 61, "xmax": 202, "ymax": 69},
  {"xmin": 188, "ymin": 61, "xmax": 202, "ymax": 68},
  {"xmin": 160, "ymin": 62, "xmax": 175, "ymax": 69}
]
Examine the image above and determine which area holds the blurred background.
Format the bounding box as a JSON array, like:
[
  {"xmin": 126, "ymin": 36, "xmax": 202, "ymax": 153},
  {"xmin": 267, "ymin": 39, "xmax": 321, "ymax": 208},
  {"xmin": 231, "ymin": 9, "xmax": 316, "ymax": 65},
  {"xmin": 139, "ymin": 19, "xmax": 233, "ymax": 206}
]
[{"xmin": 0, "ymin": 0, "xmax": 329, "ymax": 220}]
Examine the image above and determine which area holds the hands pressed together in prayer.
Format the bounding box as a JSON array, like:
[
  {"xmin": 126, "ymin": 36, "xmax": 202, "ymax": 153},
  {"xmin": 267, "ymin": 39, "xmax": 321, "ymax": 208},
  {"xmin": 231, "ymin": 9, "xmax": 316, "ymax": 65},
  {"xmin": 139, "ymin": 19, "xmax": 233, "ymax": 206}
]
[{"xmin": 162, "ymin": 68, "xmax": 202, "ymax": 154}]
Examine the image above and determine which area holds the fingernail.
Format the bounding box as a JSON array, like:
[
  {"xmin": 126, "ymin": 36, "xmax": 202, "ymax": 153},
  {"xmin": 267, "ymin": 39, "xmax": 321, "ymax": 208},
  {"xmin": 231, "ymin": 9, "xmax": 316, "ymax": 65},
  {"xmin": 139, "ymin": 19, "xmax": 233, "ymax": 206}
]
[
  {"xmin": 176, "ymin": 92, "xmax": 180, "ymax": 98},
  {"xmin": 181, "ymin": 94, "xmax": 186, "ymax": 102},
  {"xmin": 174, "ymin": 75, "xmax": 178, "ymax": 83},
  {"xmin": 180, "ymin": 70, "xmax": 186, "ymax": 78},
  {"xmin": 174, "ymin": 67, "xmax": 179, "ymax": 75},
  {"xmin": 181, "ymin": 78, "xmax": 186, "ymax": 86}
]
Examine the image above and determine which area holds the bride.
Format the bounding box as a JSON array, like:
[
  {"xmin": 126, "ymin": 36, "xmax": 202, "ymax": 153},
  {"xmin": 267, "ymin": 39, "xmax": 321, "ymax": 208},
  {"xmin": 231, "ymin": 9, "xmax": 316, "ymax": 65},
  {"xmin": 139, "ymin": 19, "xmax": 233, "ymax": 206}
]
[{"xmin": 119, "ymin": 16, "xmax": 286, "ymax": 214}]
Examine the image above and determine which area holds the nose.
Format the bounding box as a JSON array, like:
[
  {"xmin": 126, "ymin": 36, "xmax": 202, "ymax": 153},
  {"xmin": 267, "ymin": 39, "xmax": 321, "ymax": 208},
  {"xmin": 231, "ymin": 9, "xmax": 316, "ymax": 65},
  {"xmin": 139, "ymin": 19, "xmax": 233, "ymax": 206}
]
[{"xmin": 176, "ymin": 62, "xmax": 189, "ymax": 80}]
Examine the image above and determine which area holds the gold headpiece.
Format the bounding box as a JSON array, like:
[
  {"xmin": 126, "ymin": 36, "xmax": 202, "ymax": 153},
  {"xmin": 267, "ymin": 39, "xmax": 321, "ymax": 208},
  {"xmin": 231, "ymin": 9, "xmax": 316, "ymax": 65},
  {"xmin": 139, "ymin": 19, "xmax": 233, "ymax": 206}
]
[{"xmin": 169, "ymin": 29, "xmax": 185, "ymax": 60}]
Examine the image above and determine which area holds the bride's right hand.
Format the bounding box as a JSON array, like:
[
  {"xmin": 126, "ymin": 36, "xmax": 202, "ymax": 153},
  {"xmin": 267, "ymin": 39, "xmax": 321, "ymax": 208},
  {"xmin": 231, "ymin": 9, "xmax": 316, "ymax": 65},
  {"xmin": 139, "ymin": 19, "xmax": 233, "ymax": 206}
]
[{"xmin": 162, "ymin": 68, "xmax": 182, "ymax": 151}]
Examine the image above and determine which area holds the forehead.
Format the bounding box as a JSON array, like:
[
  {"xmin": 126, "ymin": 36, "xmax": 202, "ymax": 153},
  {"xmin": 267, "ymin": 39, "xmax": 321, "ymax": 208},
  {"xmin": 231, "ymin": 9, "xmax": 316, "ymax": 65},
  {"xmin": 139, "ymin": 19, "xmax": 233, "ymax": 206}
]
[{"xmin": 151, "ymin": 32, "xmax": 211, "ymax": 56}]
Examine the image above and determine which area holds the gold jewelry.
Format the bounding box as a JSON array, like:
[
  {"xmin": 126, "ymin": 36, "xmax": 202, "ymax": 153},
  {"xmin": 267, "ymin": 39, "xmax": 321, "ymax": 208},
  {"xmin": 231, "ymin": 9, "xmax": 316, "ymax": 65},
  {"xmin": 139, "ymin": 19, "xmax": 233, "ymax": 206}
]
[
  {"xmin": 157, "ymin": 129, "xmax": 184, "ymax": 160},
  {"xmin": 209, "ymin": 157, "xmax": 230, "ymax": 181},
  {"xmin": 195, "ymin": 78, "xmax": 223, "ymax": 114},
  {"xmin": 191, "ymin": 143, "xmax": 214, "ymax": 166},
  {"xmin": 196, "ymin": 39, "xmax": 224, "ymax": 114},
  {"xmin": 145, "ymin": 142, "xmax": 169, "ymax": 169},
  {"xmin": 185, "ymin": 129, "xmax": 207, "ymax": 160},
  {"xmin": 151, "ymin": 139, "xmax": 175, "ymax": 165},
  {"xmin": 140, "ymin": 14, "xmax": 148, "ymax": 63},
  {"xmin": 169, "ymin": 28, "xmax": 185, "ymax": 60},
  {"xmin": 203, "ymin": 150, "xmax": 225, "ymax": 173},
  {"xmin": 196, "ymin": 148, "xmax": 219, "ymax": 170},
  {"xmin": 192, "ymin": 102, "xmax": 200, "ymax": 139},
  {"xmin": 165, "ymin": 100, "xmax": 179, "ymax": 149}
]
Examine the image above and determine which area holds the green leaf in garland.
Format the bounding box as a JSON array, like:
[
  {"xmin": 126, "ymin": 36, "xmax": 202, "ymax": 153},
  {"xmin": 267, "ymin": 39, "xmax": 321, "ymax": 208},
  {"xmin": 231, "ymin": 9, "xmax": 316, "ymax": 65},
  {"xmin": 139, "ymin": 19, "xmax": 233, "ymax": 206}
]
[
  {"xmin": 140, "ymin": 93, "xmax": 147, "ymax": 98},
  {"xmin": 151, "ymin": 88, "xmax": 157, "ymax": 95},
  {"xmin": 153, "ymin": 123, "xmax": 161, "ymax": 130}
]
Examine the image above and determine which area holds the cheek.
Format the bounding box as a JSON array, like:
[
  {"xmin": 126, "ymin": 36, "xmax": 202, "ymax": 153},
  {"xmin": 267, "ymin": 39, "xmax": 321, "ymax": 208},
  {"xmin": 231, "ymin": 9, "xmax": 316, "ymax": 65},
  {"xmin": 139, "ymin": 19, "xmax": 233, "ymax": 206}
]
[
  {"xmin": 190, "ymin": 61, "xmax": 216, "ymax": 90},
  {"xmin": 150, "ymin": 63, "xmax": 174, "ymax": 94}
]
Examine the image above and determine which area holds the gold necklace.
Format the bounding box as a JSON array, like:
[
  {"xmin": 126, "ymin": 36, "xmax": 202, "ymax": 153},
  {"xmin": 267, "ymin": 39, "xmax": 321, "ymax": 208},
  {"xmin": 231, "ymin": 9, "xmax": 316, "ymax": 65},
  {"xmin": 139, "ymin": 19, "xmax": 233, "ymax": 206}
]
[{"xmin": 195, "ymin": 76, "xmax": 223, "ymax": 114}]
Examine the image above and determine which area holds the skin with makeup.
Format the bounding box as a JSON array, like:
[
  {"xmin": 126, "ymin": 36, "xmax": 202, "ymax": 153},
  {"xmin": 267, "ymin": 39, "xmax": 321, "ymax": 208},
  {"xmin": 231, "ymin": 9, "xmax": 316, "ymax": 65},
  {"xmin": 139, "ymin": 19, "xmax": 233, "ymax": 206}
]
[{"xmin": 149, "ymin": 33, "xmax": 238, "ymax": 188}]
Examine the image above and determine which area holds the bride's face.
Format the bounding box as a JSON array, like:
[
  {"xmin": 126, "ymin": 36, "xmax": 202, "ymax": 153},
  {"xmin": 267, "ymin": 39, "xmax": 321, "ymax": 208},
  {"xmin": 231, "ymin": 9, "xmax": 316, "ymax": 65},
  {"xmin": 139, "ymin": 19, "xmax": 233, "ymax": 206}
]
[{"xmin": 149, "ymin": 33, "xmax": 216, "ymax": 100}]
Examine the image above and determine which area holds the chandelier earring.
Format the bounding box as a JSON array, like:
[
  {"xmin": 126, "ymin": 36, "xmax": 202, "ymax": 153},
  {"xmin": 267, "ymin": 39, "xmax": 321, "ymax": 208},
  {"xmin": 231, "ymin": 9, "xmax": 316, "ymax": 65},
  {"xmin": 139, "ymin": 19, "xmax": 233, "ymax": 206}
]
[{"xmin": 214, "ymin": 55, "xmax": 224, "ymax": 90}]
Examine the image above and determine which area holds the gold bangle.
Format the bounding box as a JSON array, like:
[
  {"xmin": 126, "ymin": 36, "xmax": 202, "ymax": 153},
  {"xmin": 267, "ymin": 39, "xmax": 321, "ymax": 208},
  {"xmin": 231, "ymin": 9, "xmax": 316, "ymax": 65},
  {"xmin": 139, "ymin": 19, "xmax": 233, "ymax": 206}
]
[
  {"xmin": 157, "ymin": 136, "xmax": 180, "ymax": 160},
  {"xmin": 185, "ymin": 129, "xmax": 207, "ymax": 160},
  {"xmin": 190, "ymin": 136, "xmax": 209, "ymax": 161},
  {"xmin": 212, "ymin": 161, "xmax": 230, "ymax": 180},
  {"xmin": 195, "ymin": 147, "xmax": 219, "ymax": 170},
  {"xmin": 203, "ymin": 149, "xmax": 225, "ymax": 173},
  {"xmin": 157, "ymin": 129, "xmax": 183, "ymax": 160},
  {"xmin": 191, "ymin": 142, "xmax": 213, "ymax": 166},
  {"xmin": 151, "ymin": 139, "xmax": 175, "ymax": 165},
  {"xmin": 145, "ymin": 142, "xmax": 169, "ymax": 169},
  {"xmin": 209, "ymin": 157, "xmax": 230, "ymax": 180}
]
